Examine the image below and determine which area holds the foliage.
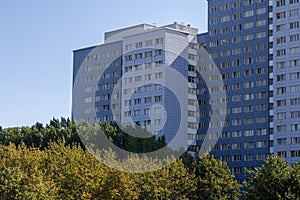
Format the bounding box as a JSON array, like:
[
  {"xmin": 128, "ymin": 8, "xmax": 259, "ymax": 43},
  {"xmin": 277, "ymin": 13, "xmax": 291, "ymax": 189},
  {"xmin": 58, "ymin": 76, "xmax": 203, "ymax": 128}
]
[
  {"xmin": 0, "ymin": 117, "xmax": 81, "ymax": 149},
  {"xmin": 193, "ymin": 154, "xmax": 241, "ymax": 200},
  {"xmin": 244, "ymin": 155, "xmax": 299, "ymax": 200},
  {"xmin": 0, "ymin": 142, "xmax": 139, "ymax": 200}
]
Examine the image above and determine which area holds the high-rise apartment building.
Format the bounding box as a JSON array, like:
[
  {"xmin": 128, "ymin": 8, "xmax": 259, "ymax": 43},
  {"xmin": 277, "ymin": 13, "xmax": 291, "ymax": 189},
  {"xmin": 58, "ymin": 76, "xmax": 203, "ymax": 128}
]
[
  {"xmin": 72, "ymin": 0, "xmax": 300, "ymax": 182},
  {"xmin": 72, "ymin": 23, "xmax": 202, "ymax": 149},
  {"xmin": 203, "ymin": 0, "xmax": 271, "ymax": 182},
  {"xmin": 270, "ymin": 0, "xmax": 300, "ymax": 164}
]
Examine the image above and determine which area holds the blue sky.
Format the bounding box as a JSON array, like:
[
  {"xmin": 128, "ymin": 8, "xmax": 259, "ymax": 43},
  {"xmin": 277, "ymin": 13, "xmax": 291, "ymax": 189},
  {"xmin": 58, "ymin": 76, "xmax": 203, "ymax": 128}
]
[{"xmin": 0, "ymin": 0, "xmax": 207, "ymax": 128}]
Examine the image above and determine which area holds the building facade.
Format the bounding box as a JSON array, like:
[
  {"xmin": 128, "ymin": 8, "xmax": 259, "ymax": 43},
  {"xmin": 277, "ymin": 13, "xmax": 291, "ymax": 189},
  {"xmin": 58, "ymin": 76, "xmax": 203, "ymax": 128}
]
[
  {"xmin": 270, "ymin": 0, "xmax": 300, "ymax": 164},
  {"xmin": 72, "ymin": 23, "xmax": 202, "ymax": 149},
  {"xmin": 72, "ymin": 0, "xmax": 300, "ymax": 182},
  {"xmin": 203, "ymin": 0, "xmax": 271, "ymax": 182}
]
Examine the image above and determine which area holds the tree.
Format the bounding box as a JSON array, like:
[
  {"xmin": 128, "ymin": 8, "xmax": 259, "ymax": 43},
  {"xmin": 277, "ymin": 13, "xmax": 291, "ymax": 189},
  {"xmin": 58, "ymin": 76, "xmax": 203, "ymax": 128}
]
[
  {"xmin": 130, "ymin": 158, "xmax": 197, "ymax": 199},
  {"xmin": 244, "ymin": 155, "xmax": 294, "ymax": 200},
  {"xmin": 193, "ymin": 154, "xmax": 241, "ymax": 200},
  {"xmin": 290, "ymin": 162, "xmax": 300, "ymax": 199}
]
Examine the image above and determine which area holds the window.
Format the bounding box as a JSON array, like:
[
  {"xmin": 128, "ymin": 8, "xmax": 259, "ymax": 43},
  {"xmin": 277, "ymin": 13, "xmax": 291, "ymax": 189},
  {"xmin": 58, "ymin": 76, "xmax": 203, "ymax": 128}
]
[
  {"xmin": 291, "ymin": 151, "xmax": 300, "ymax": 158},
  {"xmin": 210, "ymin": 18, "xmax": 218, "ymax": 25},
  {"xmin": 291, "ymin": 124, "xmax": 300, "ymax": 132},
  {"xmin": 221, "ymin": 15, "xmax": 230, "ymax": 23},
  {"xmin": 276, "ymin": 12, "xmax": 286, "ymax": 19},
  {"xmin": 257, "ymin": 116, "xmax": 267, "ymax": 124},
  {"xmin": 257, "ymin": 68, "xmax": 265, "ymax": 74},
  {"xmin": 154, "ymin": 107, "xmax": 163, "ymax": 114},
  {"xmin": 276, "ymin": 49, "xmax": 286, "ymax": 56},
  {"xmin": 232, "ymin": 131, "xmax": 242, "ymax": 137},
  {"xmin": 256, "ymin": 19, "xmax": 266, "ymax": 27},
  {"xmin": 232, "ymin": 95, "xmax": 242, "ymax": 102},
  {"xmin": 278, "ymin": 151, "xmax": 287, "ymax": 158},
  {"xmin": 257, "ymin": 128, "xmax": 267, "ymax": 136},
  {"xmin": 257, "ymin": 154, "xmax": 267, "ymax": 160},
  {"xmin": 134, "ymin": 76, "xmax": 142, "ymax": 83},
  {"xmin": 210, "ymin": 6, "xmax": 218, "ymax": 13},
  {"xmin": 290, "ymin": 85, "xmax": 300, "ymax": 93},
  {"xmin": 155, "ymin": 37, "xmax": 163, "ymax": 45},
  {"xmin": 232, "ymin": 13, "xmax": 241, "ymax": 20},
  {"xmin": 232, "ymin": 1, "xmax": 241, "ymax": 8},
  {"xmin": 144, "ymin": 51, "xmax": 152, "ymax": 58},
  {"xmin": 245, "ymin": 154, "xmax": 253, "ymax": 161},
  {"xmin": 290, "ymin": 47, "xmax": 299, "ymax": 54},
  {"xmin": 233, "ymin": 154, "xmax": 242, "ymax": 161},
  {"xmin": 244, "ymin": 69, "xmax": 254, "ymax": 76},
  {"xmin": 232, "ymin": 118, "xmax": 242, "ymax": 126},
  {"xmin": 277, "ymin": 125, "xmax": 286, "ymax": 133},
  {"xmin": 244, "ymin": 93, "xmax": 254, "ymax": 100},
  {"xmin": 244, "ymin": 10, "xmax": 254, "ymax": 17},
  {"xmin": 134, "ymin": 98, "xmax": 141, "ymax": 105},
  {"xmin": 289, "ymin": 9, "xmax": 299, "ymax": 17},
  {"xmin": 232, "ymin": 83, "xmax": 241, "ymax": 90},
  {"xmin": 232, "ymin": 24, "xmax": 242, "ymax": 31},
  {"xmin": 257, "ymin": 92, "xmax": 267, "ymax": 99},
  {"xmin": 291, "ymin": 137, "xmax": 300, "ymax": 144},
  {"xmin": 245, "ymin": 130, "xmax": 254, "ymax": 137},
  {"xmin": 290, "ymin": 34, "xmax": 300, "ymax": 42},
  {"xmin": 125, "ymin": 55, "xmax": 132, "ymax": 61},
  {"xmin": 256, "ymin": 55, "xmax": 266, "ymax": 63},
  {"xmin": 244, "ymin": 142, "xmax": 254, "ymax": 149},
  {"xmin": 102, "ymin": 105, "xmax": 110, "ymax": 111},
  {"xmin": 244, "ymin": 105, "xmax": 254, "ymax": 112},
  {"xmin": 135, "ymin": 42, "xmax": 143, "ymax": 48},
  {"xmin": 155, "ymin": 72, "xmax": 163, "ymax": 79},
  {"xmin": 276, "ymin": 36, "xmax": 286, "ymax": 44},
  {"xmin": 256, "ymin": 141, "xmax": 267, "ymax": 148},
  {"xmin": 220, "ymin": 38, "xmax": 230, "ymax": 45},
  {"xmin": 244, "ymin": 22, "xmax": 254, "ymax": 29},
  {"xmin": 290, "ymin": 59, "xmax": 299, "ymax": 67},
  {"xmin": 232, "ymin": 107, "xmax": 242, "ymax": 114},
  {"xmin": 144, "ymin": 74, "xmax": 151, "ymax": 81},
  {"xmin": 221, "ymin": 144, "xmax": 230, "ymax": 150},
  {"xmin": 155, "ymin": 49, "xmax": 162, "ymax": 56},
  {"xmin": 256, "ymin": 44, "xmax": 265, "ymax": 50},
  {"xmin": 135, "ymin": 53, "xmax": 142, "ymax": 60},
  {"xmin": 290, "ymin": 21, "xmax": 299, "ymax": 29},
  {"xmin": 133, "ymin": 110, "xmax": 141, "ymax": 116},
  {"xmin": 276, "ymin": 0, "xmax": 286, "ymax": 7},
  {"xmin": 221, "ymin": 4, "xmax": 229, "ymax": 10},
  {"xmin": 256, "ymin": 104, "xmax": 267, "ymax": 111},
  {"xmin": 232, "ymin": 59, "xmax": 241, "ymax": 66},
  {"xmin": 277, "ymin": 100, "xmax": 286, "ymax": 107},
  {"xmin": 291, "ymin": 98, "xmax": 300, "ymax": 106},
  {"xmin": 290, "ymin": 0, "xmax": 299, "ymax": 4},
  {"xmin": 244, "ymin": 34, "xmax": 254, "ymax": 41},
  {"xmin": 276, "ymin": 74, "xmax": 286, "ymax": 82},
  {"xmin": 155, "ymin": 96, "xmax": 162, "ymax": 102},
  {"xmin": 233, "ymin": 167, "xmax": 242, "ymax": 174},
  {"xmin": 145, "ymin": 39, "xmax": 153, "ymax": 47},
  {"xmin": 256, "ymin": 32, "xmax": 266, "ymax": 38},
  {"xmin": 257, "ymin": 7, "xmax": 266, "ymax": 15},
  {"xmin": 232, "ymin": 36, "xmax": 241, "ymax": 43},
  {"xmin": 244, "ymin": 118, "xmax": 254, "ymax": 125},
  {"xmin": 276, "ymin": 24, "xmax": 285, "ymax": 31}
]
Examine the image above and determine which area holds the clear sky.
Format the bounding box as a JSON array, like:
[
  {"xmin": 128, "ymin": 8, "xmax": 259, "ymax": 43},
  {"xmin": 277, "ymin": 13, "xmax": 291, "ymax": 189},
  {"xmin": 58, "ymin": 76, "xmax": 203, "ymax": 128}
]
[{"xmin": 0, "ymin": 0, "xmax": 208, "ymax": 128}]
